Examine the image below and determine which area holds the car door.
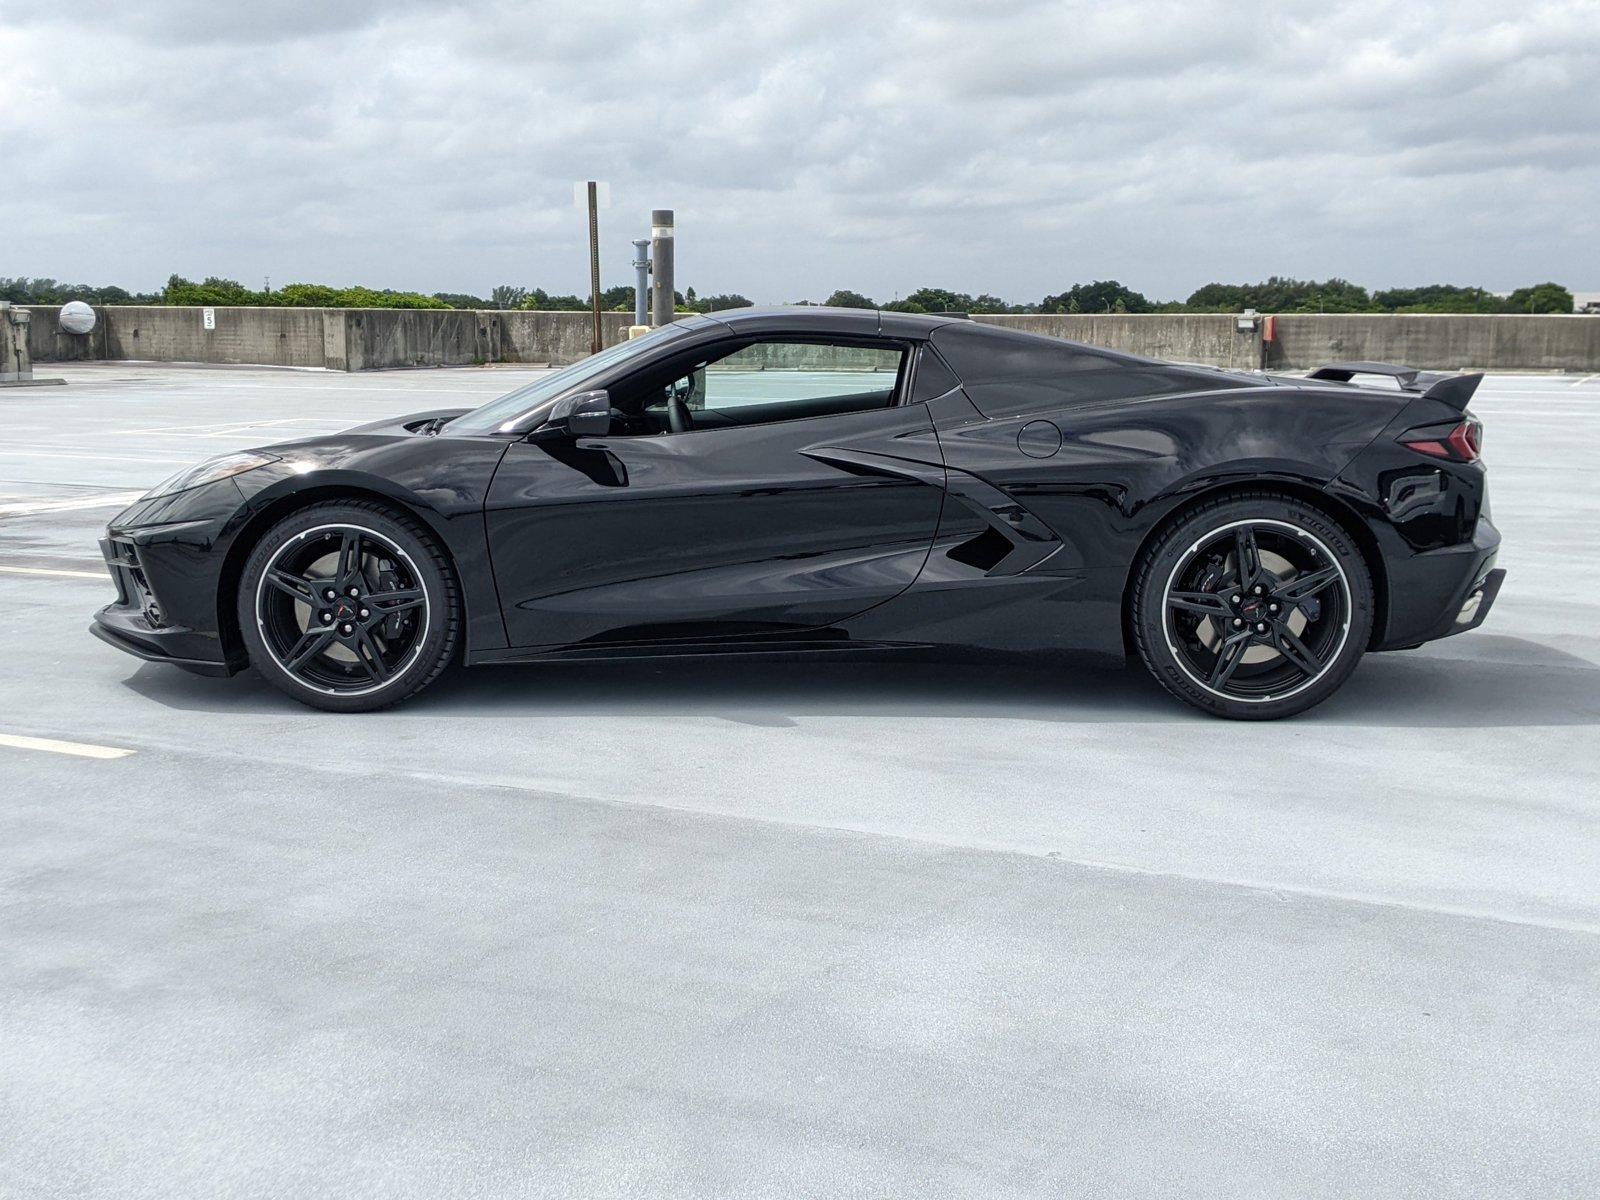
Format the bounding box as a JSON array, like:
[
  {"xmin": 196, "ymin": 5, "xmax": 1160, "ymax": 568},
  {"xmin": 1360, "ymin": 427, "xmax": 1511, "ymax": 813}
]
[{"xmin": 484, "ymin": 336, "xmax": 946, "ymax": 648}]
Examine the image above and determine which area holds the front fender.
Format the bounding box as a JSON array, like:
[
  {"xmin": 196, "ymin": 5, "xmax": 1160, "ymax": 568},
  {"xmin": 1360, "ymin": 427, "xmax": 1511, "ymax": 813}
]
[{"xmin": 223, "ymin": 439, "xmax": 512, "ymax": 656}]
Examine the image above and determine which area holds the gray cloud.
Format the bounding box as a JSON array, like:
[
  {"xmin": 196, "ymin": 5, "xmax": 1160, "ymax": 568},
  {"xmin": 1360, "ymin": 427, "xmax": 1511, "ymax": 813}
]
[{"xmin": 4, "ymin": 0, "xmax": 1597, "ymax": 302}]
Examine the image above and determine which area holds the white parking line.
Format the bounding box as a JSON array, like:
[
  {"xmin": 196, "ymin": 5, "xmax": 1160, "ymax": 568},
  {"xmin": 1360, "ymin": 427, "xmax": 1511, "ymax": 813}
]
[
  {"xmin": 0, "ymin": 449, "xmax": 195, "ymax": 464},
  {"xmin": 119, "ymin": 384, "xmax": 516, "ymax": 396},
  {"xmin": 0, "ymin": 565, "xmax": 109, "ymax": 580},
  {"xmin": 0, "ymin": 491, "xmax": 146, "ymax": 517},
  {"xmin": 114, "ymin": 417, "xmax": 357, "ymax": 436},
  {"xmin": 0, "ymin": 733, "xmax": 135, "ymax": 760},
  {"xmin": 1573, "ymin": 374, "xmax": 1598, "ymax": 387}
]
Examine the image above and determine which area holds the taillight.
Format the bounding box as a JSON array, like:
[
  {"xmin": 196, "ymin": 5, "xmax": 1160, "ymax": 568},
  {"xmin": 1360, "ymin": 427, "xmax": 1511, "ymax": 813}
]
[{"xmin": 1402, "ymin": 418, "xmax": 1481, "ymax": 463}]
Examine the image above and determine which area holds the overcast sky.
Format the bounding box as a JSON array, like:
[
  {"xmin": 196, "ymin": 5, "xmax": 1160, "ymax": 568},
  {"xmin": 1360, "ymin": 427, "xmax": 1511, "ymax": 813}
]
[{"xmin": 5, "ymin": 0, "xmax": 1598, "ymax": 303}]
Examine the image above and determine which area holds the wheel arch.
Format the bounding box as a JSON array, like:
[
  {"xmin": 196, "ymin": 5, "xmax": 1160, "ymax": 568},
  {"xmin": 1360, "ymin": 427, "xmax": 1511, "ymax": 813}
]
[
  {"xmin": 216, "ymin": 483, "xmax": 464, "ymax": 668},
  {"xmin": 1118, "ymin": 477, "xmax": 1388, "ymax": 658}
]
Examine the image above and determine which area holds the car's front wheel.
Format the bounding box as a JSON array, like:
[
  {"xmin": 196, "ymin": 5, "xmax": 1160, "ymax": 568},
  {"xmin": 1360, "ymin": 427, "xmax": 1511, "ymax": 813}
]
[
  {"xmin": 237, "ymin": 500, "xmax": 460, "ymax": 712},
  {"xmin": 1130, "ymin": 492, "xmax": 1374, "ymax": 720}
]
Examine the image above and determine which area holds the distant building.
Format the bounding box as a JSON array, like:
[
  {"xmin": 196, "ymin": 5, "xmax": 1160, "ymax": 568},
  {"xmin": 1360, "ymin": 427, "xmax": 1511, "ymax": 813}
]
[{"xmin": 1573, "ymin": 291, "xmax": 1600, "ymax": 314}]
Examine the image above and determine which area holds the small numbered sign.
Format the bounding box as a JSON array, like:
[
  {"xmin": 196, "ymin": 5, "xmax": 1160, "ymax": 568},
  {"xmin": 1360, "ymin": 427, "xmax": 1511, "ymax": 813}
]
[{"xmin": 202, "ymin": 307, "xmax": 216, "ymax": 330}]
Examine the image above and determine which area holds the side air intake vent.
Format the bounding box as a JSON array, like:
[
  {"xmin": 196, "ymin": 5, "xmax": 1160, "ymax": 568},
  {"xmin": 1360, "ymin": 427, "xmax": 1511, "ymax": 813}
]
[{"xmin": 946, "ymin": 526, "xmax": 1014, "ymax": 572}]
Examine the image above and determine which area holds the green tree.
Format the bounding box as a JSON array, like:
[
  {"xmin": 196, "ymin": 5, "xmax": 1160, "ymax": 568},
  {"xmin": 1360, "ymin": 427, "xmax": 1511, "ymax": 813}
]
[
  {"xmin": 491, "ymin": 285, "xmax": 528, "ymax": 310},
  {"xmin": 823, "ymin": 289, "xmax": 875, "ymax": 309},
  {"xmin": 904, "ymin": 287, "xmax": 973, "ymax": 314},
  {"xmin": 275, "ymin": 283, "xmax": 340, "ymax": 306},
  {"xmin": 1371, "ymin": 284, "xmax": 1500, "ymax": 314},
  {"xmin": 520, "ymin": 288, "xmax": 587, "ymax": 311},
  {"xmin": 1183, "ymin": 276, "xmax": 1371, "ymax": 313},
  {"xmin": 0, "ymin": 276, "xmax": 52, "ymax": 303},
  {"xmin": 160, "ymin": 275, "xmax": 447, "ymax": 309},
  {"xmin": 3, "ymin": 277, "xmax": 157, "ymax": 305},
  {"xmin": 1183, "ymin": 282, "xmax": 1250, "ymax": 311},
  {"xmin": 164, "ymin": 275, "xmax": 261, "ymax": 305},
  {"xmin": 968, "ymin": 293, "xmax": 1015, "ymax": 314},
  {"xmin": 1042, "ymin": 280, "xmax": 1153, "ymax": 314},
  {"xmin": 274, "ymin": 283, "xmax": 448, "ymax": 309},
  {"xmin": 1503, "ymin": 282, "xmax": 1573, "ymax": 314},
  {"xmin": 696, "ymin": 293, "xmax": 753, "ymax": 312},
  {"xmin": 1293, "ymin": 279, "xmax": 1371, "ymax": 313}
]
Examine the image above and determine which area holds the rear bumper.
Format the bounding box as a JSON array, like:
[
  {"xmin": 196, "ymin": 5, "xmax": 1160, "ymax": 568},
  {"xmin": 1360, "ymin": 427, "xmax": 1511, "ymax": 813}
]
[
  {"xmin": 1376, "ymin": 518, "xmax": 1503, "ymax": 648},
  {"xmin": 1445, "ymin": 566, "xmax": 1504, "ymax": 637}
]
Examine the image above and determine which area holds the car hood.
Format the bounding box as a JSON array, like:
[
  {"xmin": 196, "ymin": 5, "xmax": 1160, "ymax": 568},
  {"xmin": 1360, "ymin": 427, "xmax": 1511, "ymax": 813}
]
[
  {"xmin": 337, "ymin": 407, "xmax": 475, "ymax": 438},
  {"xmin": 238, "ymin": 407, "xmax": 485, "ymax": 464},
  {"xmin": 111, "ymin": 408, "xmax": 511, "ymax": 535}
]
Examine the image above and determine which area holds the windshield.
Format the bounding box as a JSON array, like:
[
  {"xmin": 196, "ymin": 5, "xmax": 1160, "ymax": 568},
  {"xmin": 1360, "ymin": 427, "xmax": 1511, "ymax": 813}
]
[{"xmin": 445, "ymin": 322, "xmax": 697, "ymax": 435}]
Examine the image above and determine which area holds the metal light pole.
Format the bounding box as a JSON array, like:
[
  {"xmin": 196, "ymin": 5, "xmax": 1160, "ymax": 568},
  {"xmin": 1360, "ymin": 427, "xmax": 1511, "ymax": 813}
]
[
  {"xmin": 585, "ymin": 181, "xmax": 603, "ymax": 354},
  {"xmin": 631, "ymin": 239, "xmax": 650, "ymax": 328},
  {"xmin": 649, "ymin": 209, "xmax": 675, "ymax": 327}
]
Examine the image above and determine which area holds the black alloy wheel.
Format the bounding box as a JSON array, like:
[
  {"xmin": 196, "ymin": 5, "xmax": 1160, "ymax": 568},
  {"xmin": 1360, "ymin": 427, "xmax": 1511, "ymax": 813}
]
[
  {"xmin": 238, "ymin": 501, "xmax": 459, "ymax": 712},
  {"xmin": 1131, "ymin": 493, "xmax": 1374, "ymax": 719}
]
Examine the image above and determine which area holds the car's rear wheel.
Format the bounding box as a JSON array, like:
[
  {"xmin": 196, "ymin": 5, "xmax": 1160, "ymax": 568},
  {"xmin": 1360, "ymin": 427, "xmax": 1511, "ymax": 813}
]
[
  {"xmin": 237, "ymin": 501, "xmax": 459, "ymax": 712},
  {"xmin": 1130, "ymin": 493, "xmax": 1373, "ymax": 720}
]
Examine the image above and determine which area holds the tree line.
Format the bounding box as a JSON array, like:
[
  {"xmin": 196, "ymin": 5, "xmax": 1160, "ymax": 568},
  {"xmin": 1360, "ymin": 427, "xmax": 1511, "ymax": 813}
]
[
  {"xmin": 1, "ymin": 274, "xmax": 1578, "ymax": 316},
  {"xmin": 0, "ymin": 275, "xmax": 755, "ymax": 314},
  {"xmin": 829, "ymin": 279, "xmax": 1577, "ymax": 315}
]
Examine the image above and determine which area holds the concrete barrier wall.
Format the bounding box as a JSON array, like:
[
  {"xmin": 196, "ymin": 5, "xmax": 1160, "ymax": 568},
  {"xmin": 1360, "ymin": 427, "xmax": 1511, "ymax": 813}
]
[
  {"xmin": 976, "ymin": 313, "xmax": 1264, "ymax": 369},
  {"xmin": 1, "ymin": 303, "xmax": 34, "ymax": 382},
  {"xmin": 1266, "ymin": 314, "xmax": 1600, "ymax": 372},
  {"xmin": 973, "ymin": 313, "xmax": 1600, "ymax": 372},
  {"xmin": 25, "ymin": 305, "xmax": 111, "ymax": 363},
  {"xmin": 23, "ymin": 305, "xmax": 638, "ymax": 371},
  {"xmin": 499, "ymin": 311, "xmax": 635, "ymax": 366},
  {"xmin": 24, "ymin": 305, "xmax": 332, "ymax": 368},
  {"xmin": 123, "ymin": 306, "xmax": 335, "ymax": 368},
  {"xmin": 713, "ymin": 342, "xmax": 900, "ymax": 371},
  {"xmin": 338, "ymin": 309, "xmax": 491, "ymax": 371},
  {"xmin": 20, "ymin": 304, "xmax": 1600, "ymax": 373}
]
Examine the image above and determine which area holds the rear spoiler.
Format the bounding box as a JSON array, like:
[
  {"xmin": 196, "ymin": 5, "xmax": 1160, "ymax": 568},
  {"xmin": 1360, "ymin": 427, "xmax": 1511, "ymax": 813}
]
[{"xmin": 1306, "ymin": 361, "xmax": 1483, "ymax": 411}]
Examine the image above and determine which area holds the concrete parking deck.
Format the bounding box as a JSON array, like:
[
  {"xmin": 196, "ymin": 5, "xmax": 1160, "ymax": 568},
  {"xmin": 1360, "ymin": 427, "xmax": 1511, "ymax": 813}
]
[{"xmin": 3, "ymin": 364, "xmax": 1598, "ymax": 1197}]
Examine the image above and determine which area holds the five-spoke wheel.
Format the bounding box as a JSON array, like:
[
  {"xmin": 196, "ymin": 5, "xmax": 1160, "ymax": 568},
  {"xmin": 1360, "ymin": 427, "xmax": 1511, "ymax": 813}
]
[
  {"xmin": 1131, "ymin": 495, "xmax": 1373, "ymax": 719},
  {"xmin": 238, "ymin": 502, "xmax": 459, "ymax": 711}
]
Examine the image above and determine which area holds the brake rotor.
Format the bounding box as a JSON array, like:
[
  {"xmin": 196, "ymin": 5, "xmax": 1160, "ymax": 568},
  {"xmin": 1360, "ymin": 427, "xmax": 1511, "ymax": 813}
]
[
  {"xmin": 292, "ymin": 550, "xmax": 363, "ymax": 664},
  {"xmin": 1195, "ymin": 548, "xmax": 1310, "ymax": 664}
]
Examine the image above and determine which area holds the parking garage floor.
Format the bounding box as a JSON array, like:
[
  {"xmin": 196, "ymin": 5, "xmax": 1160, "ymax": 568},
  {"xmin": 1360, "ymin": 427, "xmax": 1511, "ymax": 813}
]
[{"xmin": 3, "ymin": 364, "xmax": 1598, "ymax": 1198}]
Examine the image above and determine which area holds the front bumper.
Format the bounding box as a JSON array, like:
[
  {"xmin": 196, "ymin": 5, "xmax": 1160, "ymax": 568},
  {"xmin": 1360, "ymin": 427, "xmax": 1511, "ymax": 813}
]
[
  {"xmin": 90, "ymin": 612, "xmax": 234, "ymax": 676},
  {"xmin": 91, "ymin": 531, "xmax": 239, "ymax": 675}
]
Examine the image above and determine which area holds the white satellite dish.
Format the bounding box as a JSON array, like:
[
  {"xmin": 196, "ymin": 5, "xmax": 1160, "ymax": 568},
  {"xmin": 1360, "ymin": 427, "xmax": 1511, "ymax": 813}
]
[{"xmin": 59, "ymin": 300, "xmax": 96, "ymax": 335}]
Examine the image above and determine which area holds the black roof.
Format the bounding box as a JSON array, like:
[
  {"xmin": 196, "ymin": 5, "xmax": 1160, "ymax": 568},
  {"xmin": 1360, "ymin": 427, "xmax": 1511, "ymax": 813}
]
[
  {"xmin": 695, "ymin": 306, "xmax": 1266, "ymax": 387},
  {"xmin": 701, "ymin": 305, "xmax": 965, "ymax": 339}
]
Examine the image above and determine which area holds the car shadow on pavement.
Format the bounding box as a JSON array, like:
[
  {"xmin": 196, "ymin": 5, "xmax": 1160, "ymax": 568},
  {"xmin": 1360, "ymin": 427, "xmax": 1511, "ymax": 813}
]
[
  {"xmin": 120, "ymin": 633, "xmax": 1600, "ymax": 729},
  {"xmin": 1320, "ymin": 635, "xmax": 1600, "ymax": 727}
]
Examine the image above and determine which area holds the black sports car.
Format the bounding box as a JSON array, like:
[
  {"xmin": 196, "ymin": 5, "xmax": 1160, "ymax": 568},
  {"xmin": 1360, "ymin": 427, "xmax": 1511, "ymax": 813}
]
[{"xmin": 92, "ymin": 307, "xmax": 1502, "ymax": 719}]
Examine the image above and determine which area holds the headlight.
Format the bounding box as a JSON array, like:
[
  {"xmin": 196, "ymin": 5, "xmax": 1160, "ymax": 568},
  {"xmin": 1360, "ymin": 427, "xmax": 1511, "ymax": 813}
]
[{"xmin": 142, "ymin": 451, "xmax": 281, "ymax": 499}]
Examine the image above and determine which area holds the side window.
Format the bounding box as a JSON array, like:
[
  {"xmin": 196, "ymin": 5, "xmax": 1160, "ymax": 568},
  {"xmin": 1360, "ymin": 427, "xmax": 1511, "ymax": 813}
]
[
  {"xmin": 622, "ymin": 339, "xmax": 907, "ymax": 434},
  {"xmin": 694, "ymin": 341, "xmax": 902, "ymax": 421},
  {"xmin": 908, "ymin": 344, "xmax": 960, "ymax": 403}
]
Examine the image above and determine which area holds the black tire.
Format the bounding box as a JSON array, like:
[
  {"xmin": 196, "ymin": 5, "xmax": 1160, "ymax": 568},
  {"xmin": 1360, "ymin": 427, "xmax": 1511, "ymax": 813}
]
[
  {"xmin": 1130, "ymin": 492, "xmax": 1374, "ymax": 720},
  {"xmin": 237, "ymin": 500, "xmax": 460, "ymax": 712}
]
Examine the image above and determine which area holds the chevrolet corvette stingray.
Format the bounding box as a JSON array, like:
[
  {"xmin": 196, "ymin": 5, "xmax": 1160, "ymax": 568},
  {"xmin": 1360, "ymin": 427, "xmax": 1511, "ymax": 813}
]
[{"xmin": 92, "ymin": 307, "xmax": 1502, "ymax": 718}]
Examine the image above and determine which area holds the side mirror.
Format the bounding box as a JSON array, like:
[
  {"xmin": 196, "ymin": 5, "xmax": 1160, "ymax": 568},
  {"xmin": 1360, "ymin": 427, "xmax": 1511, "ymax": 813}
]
[{"xmin": 549, "ymin": 389, "xmax": 612, "ymax": 438}]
